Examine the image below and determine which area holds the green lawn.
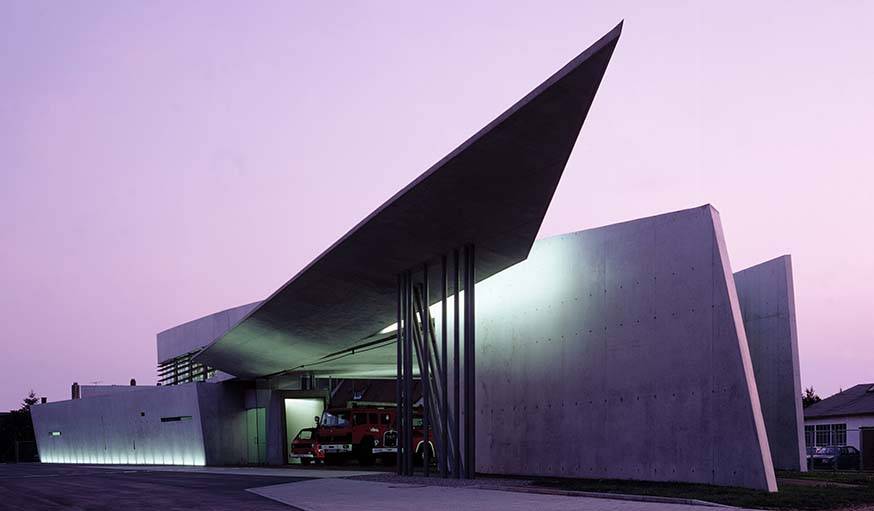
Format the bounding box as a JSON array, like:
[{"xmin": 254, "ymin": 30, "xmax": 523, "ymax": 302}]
[{"xmin": 529, "ymin": 470, "xmax": 874, "ymax": 510}]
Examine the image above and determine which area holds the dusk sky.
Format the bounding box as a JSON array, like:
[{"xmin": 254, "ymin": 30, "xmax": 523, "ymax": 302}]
[{"xmin": 2, "ymin": 1, "xmax": 872, "ymax": 410}]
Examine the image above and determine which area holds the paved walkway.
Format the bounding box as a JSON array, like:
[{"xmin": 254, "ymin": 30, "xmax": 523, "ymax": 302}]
[
  {"xmin": 249, "ymin": 478, "xmax": 738, "ymax": 511},
  {"xmin": 0, "ymin": 463, "xmax": 306, "ymax": 511},
  {"xmin": 87, "ymin": 464, "xmax": 373, "ymax": 478}
]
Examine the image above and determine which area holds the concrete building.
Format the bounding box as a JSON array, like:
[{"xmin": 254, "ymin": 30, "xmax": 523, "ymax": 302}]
[
  {"xmin": 804, "ymin": 384, "xmax": 874, "ymax": 469},
  {"xmin": 31, "ymin": 23, "xmax": 804, "ymax": 491}
]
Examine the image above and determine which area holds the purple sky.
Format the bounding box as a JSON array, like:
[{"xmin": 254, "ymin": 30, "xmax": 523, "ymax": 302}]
[{"xmin": 2, "ymin": 1, "xmax": 872, "ymax": 410}]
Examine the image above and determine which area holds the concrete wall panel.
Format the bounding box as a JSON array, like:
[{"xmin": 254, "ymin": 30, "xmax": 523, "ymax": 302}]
[
  {"xmin": 735, "ymin": 255, "xmax": 806, "ymax": 471},
  {"xmin": 196, "ymin": 382, "xmax": 249, "ymax": 465},
  {"xmin": 475, "ymin": 205, "xmax": 776, "ymax": 490},
  {"xmin": 32, "ymin": 384, "xmax": 206, "ymax": 465},
  {"xmin": 32, "ymin": 382, "xmax": 252, "ymax": 466}
]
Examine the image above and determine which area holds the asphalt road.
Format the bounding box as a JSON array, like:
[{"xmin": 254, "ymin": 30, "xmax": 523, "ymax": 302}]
[{"xmin": 0, "ymin": 464, "xmax": 309, "ymax": 510}]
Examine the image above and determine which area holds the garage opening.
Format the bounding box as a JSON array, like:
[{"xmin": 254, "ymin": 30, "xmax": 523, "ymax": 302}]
[{"xmin": 284, "ymin": 398, "xmax": 325, "ymax": 464}]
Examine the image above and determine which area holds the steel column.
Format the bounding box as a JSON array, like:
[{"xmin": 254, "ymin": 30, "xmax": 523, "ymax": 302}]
[
  {"xmin": 440, "ymin": 255, "xmax": 449, "ymax": 477},
  {"xmin": 404, "ymin": 271, "xmax": 414, "ymax": 474},
  {"xmin": 453, "ymin": 249, "xmax": 462, "ymax": 478},
  {"xmin": 463, "ymin": 244, "xmax": 476, "ymax": 478},
  {"xmin": 421, "ymin": 265, "xmax": 431, "ymax": 475},
  {"xmin": 396, "ymin": 251, "xmax": 467, "ymax": 479},
  {"xmin": 396, "ymin": 273, "xmax": 403, "ymax": 476}
]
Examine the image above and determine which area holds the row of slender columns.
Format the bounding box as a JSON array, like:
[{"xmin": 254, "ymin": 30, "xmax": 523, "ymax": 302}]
[{"xmin": 395, "ymin": 244, "xmax": 475, "ymax": 478}]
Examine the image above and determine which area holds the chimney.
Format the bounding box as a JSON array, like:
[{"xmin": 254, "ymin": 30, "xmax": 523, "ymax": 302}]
[
  {"xmin": 72, "ymin": 382, "xmax": 80, "ymax": 400},
  {"xmin": 130, "ymin": 378, "xmax": 136, "ymax": 386}
]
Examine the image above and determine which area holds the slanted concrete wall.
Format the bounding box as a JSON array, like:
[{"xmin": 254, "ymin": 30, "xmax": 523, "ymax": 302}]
[
  {"xmin": 475, "ymin": 205, "xmax": 777, "ymax": 491},
  {"xmin": 157, "ymin": 302, "xmax": 261, "ymax": 363},
  {"xmin": 196, "ymin": 382, "xmax": 248, "ymax": 465},
  {"xmin": 32, "ymin": 384, "xmax": 207, "ymax": 465},
  {"xmin": 735, "ymin": 255, "xmax": 806, "ymax": 471}
]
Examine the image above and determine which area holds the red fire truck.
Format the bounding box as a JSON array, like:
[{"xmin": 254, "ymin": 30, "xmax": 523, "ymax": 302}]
[{"xmin": 315, "ymin": 405, "xmax": 432, "ymax": 465}]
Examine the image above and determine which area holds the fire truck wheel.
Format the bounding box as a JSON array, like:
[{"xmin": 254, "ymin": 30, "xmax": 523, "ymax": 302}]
[{"xmin": 356, "ymin": 437, "xmax": 375, "ymax": 466}]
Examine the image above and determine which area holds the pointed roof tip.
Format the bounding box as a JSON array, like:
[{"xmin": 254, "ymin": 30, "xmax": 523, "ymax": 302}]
[
  {"xmin": 560, "ymin": 20, "xmax": 623, "ymax": 73},
  {"xmin": 604, "ymin": 20, "xmax": 623, "ymax": 38},
  {"xmin": 583, "ymin": 20, "xmax": 623, "ymax": 56}
]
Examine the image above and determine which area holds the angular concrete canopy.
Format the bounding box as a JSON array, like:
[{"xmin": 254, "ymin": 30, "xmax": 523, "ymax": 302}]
[{"xmin": 197, "ymin": 23, "xmax": 623, "ymax": 378}]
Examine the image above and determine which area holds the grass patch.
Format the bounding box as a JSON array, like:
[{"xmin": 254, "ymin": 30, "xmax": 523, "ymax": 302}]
[
  {"xmin": 777, "ymin": 470, "xmax": 874, "ymax": 486},
  {"xmin": 529, "ymin": 470, "xmax": 874, "ymax": 510}
]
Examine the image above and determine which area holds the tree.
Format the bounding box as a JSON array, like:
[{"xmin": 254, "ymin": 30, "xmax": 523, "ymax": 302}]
[
  {"xmin": 802, "ymin": 386, "xmax": 821, "ymax": 408},
  {"xmin": 0, "ymin": 390, "xmax": 38, "ymax": 462},
  {"xmin": 20, "ymin": 390, "xmax": 38, "ymax": 412}
]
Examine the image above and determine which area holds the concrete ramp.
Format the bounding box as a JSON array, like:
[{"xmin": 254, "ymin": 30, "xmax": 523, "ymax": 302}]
[{"xmin": 475, "ymin": 205, "xmax": 777, "ymax": 491}]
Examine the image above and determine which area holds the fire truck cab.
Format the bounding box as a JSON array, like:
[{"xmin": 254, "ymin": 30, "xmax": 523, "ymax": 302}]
[{"xmin": 316, "ymin": 405, "xmax": 432, "ymax": 465}]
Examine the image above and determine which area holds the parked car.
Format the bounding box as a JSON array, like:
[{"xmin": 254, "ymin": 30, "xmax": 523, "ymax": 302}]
[
  {"xmin": 810, "ymin": 446, "xmax": 861, "ymax": 470},
  {"xmin": 290, "ymin": 427, "xmax": 323, "ymax": 465}
]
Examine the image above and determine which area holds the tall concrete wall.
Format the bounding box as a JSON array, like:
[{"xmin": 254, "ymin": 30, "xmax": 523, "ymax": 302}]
[
  {"xmin": 195, "ymin": 382, "xmax": 249, "ymax": 465},
  {"xmin": 735, "ymin": 255, "xmax": 806, "ymax": 471},
  {"xmin": 475, "ymin": 205, "xmax": 777, "ymax": 491},
  {"xmin": 157, "ymin": 301, "xmax": 261, "ymax": 363}
]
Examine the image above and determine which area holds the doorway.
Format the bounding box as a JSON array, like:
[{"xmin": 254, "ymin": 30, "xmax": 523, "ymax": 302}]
[
  {"xmin": 246, "ymin": 408, "xmax": 266, "ymax": 464},
  {"xmin": 284, "ymin": 398, "xmax": 325, "ymax": 464},
  {"xmin": 862, "ymin": 428, "xmax": 874, "ymax": 471}
]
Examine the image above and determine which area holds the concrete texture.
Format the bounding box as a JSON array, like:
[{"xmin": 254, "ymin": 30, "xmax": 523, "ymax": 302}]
[
  {"xmin": 196, "ymin": 380, "xmax": 249, "ymax": 465},
  {"xmin": 473, "ymin": 205, "xmax": 776, "ymax": 491},
  {"xmin": 32, "ymin": 382, "xmax": 253, "ymax": 466},
  {"xmin": 79, "ymin": 384, "xmax": 157, "ymax": 398},
  {"xmin": 32, "ymin": 384, "xmax": 208, "ymax": 465},
  {"xmin": 0, "ymin": 463, "xmax": 305, "ymax": 511},
  {"xmin": 197, "ymin": 24, "xmax": 622, "ymax": 379},
  {"xmin": 157, "ymin": 301, "xmax": 261, "ymax": 364},
  {"xmin": 34, "ymin": 206, "xmax": 785, "ymax": 492},
  {"xmin": 248, "ymin": 478, "xmax": 738, "ymax": 511},
  {"xmin": 735, "ymin": 256, "xmax": 806, "ymax": 471}
]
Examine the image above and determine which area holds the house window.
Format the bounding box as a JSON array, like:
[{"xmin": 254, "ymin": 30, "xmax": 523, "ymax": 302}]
[
  {"xmin": 815, "ymin": 424, "xmax": 831, "ymax": 446},
  {"xmin": 833, "ymin": 424, "xmax": 847, "ymax": 445},
  {"xmin": 812, "ymin": 423, "xmax": 847, "ymax": 446}
]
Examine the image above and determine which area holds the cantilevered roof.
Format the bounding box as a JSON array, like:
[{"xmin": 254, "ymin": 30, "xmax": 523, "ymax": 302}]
[{"xmin": 196, "ymin": 23, "xmax": 623, "ymax": 379}]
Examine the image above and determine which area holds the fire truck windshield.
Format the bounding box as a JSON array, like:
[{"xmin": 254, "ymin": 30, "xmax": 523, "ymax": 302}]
[{"xmin": 320, "ymin": 410, "xmax": 350, "ymax": 427}]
